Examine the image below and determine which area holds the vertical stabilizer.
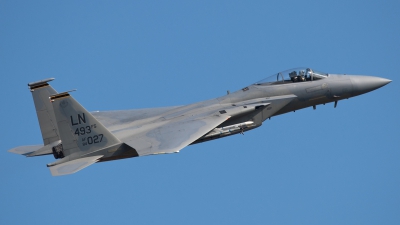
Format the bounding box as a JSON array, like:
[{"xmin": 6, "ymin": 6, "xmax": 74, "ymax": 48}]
[
  {"xmin": 28, "ymin": 78, "xmax": 60, "ymax": 145},
  {"xmin": 50, "ymin": 92, "xmax": 122, "ymax": 158}
]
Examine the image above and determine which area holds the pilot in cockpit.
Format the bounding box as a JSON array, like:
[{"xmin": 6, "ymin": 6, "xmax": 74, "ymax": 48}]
[
  {"xmin": 290, "ymin": 70, "xmax": 306, "ymax": 82},
  {"xmin": 299, "ymin": 70, "xmax": 306, "ymax": 81},
  {"xmin": 305, "ymin": 69, "xmax": 312, "ymax": 81},
  {"xmin": 289, "ymin": 71, "xmax": 298, "ymax": 82}
]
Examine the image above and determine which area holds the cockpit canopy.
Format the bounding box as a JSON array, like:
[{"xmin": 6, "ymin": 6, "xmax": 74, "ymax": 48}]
[{"xmin": 255, "ymin": 67, "xmax": 328, "ymax": 85}]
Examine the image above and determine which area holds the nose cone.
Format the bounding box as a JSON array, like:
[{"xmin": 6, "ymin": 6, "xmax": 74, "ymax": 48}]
[{"xmin": 351, "ymin": 76, "xmax": 391, "ymax": 96}]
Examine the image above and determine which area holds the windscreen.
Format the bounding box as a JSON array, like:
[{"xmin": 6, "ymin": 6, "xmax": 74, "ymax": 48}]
[{"xmin": 255, "ymin": 67, "xmax": 328, "ymax": 85}]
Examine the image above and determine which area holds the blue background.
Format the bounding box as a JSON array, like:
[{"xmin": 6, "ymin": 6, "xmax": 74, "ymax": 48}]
[{"xmin": 1, "ymin": 1, "xmax": 399, "ymax": 224}]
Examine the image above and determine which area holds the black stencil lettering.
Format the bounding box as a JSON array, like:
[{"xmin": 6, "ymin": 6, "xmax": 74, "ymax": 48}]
[
  {"xmin": 71, "ymin": 116, "xmax": 78, "ymax": 126},
  {"xmin": 86, "ymin": 126, "xmax": 91, "ymax": 134},
  {"xmin": 80, "ymin": 127, "xmax": 85, "ymax": 135},
  {"xmin": 80, "ymin": 134, "xmax": 104, "ymax": 145},
  {"xmin": 74, "ymin": 128, "xmax": 80, "ymax": 136},
  {"xmin": 78, "ymin": 113, "xmax": 86, "ymax": 124},
  {"xmin": 93, "ymin": 135, "xmax": 98, "ymax": 143},
  {"xmin": 87, "ymin": 136, "xmax": 93, "ymax": 144}
]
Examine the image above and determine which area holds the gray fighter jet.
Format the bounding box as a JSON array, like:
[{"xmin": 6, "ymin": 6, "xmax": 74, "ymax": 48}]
[{"xmin": 9, "ymin": 67, "xmax": 391, "ymax": 176}]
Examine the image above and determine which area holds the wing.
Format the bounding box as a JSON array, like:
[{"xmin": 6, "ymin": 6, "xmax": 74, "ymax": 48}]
[
  {"xmin": 119, "ymin": 114, "xmax": 230, "ymax": 156},
  {"xmin": 92, "ymin": 106, "xmax": 182, "ymax": 129}
]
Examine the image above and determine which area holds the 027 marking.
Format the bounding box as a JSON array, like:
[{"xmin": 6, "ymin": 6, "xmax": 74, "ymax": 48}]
[{"xmin": 81, "ymin": 134, "xmax": 103, "ymax": 146}]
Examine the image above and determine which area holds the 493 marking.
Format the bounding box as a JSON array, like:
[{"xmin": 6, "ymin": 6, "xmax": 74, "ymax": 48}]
[{"xmin": 74, "ymin": 124, "xmax": 97, "ymax": 136}]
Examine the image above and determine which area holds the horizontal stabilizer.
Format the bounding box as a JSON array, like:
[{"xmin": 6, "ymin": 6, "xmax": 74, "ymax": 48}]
[
  {"xmin": 48, "ymin": 155, "xmax": 103, "ymax": 176},
  {"xmin": 8, "ymin": 140, "xmax": 62, "ymax": 157},
  {"xmin": 8, "ymin": 145, "xmax": 44, "ymax": 155},
  {"xmin": 27, "ymin": 140, "xmax": 61, "ymax": 157}
]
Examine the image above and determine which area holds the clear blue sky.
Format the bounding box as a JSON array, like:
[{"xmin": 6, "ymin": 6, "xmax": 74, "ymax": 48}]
[{"xmin": 1, "ymin": 1, "xmax": 399, "ymax": 224}]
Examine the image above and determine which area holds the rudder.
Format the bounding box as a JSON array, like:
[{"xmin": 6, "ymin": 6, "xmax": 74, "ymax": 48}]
[{"xmin": 28, "ymin": 78, "xmax": 60, "ymax": 146}]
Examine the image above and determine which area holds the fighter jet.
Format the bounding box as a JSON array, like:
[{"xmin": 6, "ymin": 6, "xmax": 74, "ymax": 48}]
[{"xmin": 8, "ymin": 67, "xmax": 391, "ymax": 176}]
